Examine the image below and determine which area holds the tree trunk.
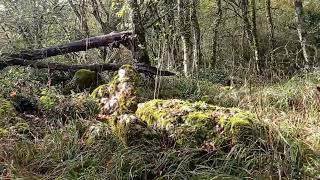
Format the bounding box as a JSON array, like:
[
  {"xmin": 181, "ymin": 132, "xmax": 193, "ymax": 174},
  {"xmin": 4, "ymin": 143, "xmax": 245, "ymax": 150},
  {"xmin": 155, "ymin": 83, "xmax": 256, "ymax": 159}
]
[
  {"xmin": 68, "ymin": 0, "xmax": 90, "ymax": 37},
  {"xmin": 294, "ymin": 0, "xmax": 309, "ymax": 63},
  {"xmin": 211, "ymin": 0, "xmax": 222, "ymax": 68},
  {"xmin": 266, "ymin": 0, "xmax": 275, "ymax": 61},
  {"xmin": 250, "ymin": 0, "xmax": 263, "ymax": 73},
  {"xmin": 178, "ymin": 0, "xmax": 193, "ymax": 77},
  {"xmin": 128, "ymin": 0, "xmax": 150, "ymax": 64},
  {"xmin": 241, "ymin": 0, "xmax": 262, "ymax": 73},
  {"xmin": 90, "ymin": 0, "xmax": 109, "ymax": 33},
  {"xmin": 0, "ymin": 60, "xmax": 175, "ymax": 76},
  {"xmin": 191, "ymin": 0, "xmax": 202, "ymax": 73}
]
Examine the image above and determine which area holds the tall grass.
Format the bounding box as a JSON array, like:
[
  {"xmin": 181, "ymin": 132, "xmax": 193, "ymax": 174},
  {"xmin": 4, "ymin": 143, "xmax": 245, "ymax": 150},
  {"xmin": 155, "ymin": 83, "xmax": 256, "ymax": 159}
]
[{"xmin": 0, "ymin": 67, "xmax": 320, "ymax": 179}]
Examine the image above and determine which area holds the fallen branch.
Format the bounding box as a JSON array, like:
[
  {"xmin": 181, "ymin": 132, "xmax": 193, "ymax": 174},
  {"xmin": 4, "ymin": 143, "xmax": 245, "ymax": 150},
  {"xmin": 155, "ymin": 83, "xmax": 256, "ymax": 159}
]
[
  {"xmin": 4, "ymin": 31, "xmax": 133, "ymax": 61},
  {"xmin": 0, "ymin": 59, "xmax": 175, "ymax": 76},
  {"xmin": 0, "ymin": 30, "xmax": 175, "ymax": 76}
]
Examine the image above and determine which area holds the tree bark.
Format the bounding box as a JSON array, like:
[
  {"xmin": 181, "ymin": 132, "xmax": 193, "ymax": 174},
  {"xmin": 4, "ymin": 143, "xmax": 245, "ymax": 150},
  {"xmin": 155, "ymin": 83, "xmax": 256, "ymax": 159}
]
[
  {"xmin": 211, "ymin": 0, "xmax": 222, "ymax": 68},
  {"xmin": 266, "ymin": 0, "xmax": 275, "ymax": 61},
  {"xmin": 250, "ymin": 0, "xmax": 263, "ymax": 73},
  {"xmin": 191, "ymin": 0, "xmax": 202, "ymax": 73},
  {"xmin": 5, "ymin": 31, "xmax": 132, "ymax": 61},
  {"xmin": 128, "ymin": 0, "xmax": 150, "ymax": 64},
  {"xmin": 294, "ymin": 0, "xmax": 309, "ymax": 63},
  {"xmin": 241, "ymin": 0, "xmax": 262, "ymax": 73},
  {"xmin": 0, "ymin": 60, "xmax": 175, "ymax": 76},
  {"xmin": 178, "ymin": 0, "xmax": 193, "ymax": 77},
  {"xmin": 90, "ymin": 0, "xmax": 109, "ymax": 33},
  {"xmin": 68, "ymin": 0, "xmax": 90, "ymax": 37}
]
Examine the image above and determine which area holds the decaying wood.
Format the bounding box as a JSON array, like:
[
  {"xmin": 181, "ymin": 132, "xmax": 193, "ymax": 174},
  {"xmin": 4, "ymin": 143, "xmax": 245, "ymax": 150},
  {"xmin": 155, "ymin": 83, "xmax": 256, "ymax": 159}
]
[
  {"xmin": 0, "ymin": 30, "xmax": 175, "ymax": 76},
  {"xmin": 4, "ymin": 31, "xmax": 132, "ymax": 61},
  {"xmin": 0, "ymin": 59, "xmax": 175, "ymax": 76}
]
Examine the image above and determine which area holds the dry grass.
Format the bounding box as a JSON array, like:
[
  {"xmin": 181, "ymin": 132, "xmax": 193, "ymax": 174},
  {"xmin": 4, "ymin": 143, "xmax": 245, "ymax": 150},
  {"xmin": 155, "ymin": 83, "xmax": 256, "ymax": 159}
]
[{"xmin": 0, "ymin": 67, "xmax": 320, "ymax": 179}]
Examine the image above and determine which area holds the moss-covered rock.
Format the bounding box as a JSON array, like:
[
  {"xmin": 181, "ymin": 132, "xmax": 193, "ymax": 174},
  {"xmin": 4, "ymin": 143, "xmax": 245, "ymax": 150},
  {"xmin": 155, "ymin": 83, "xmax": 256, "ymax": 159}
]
[
  {"xmin": 63, "ymin": 69, "xmax": 102, "ymax": 94},
  {"xmin": 93, "ymin": 65, "xmax": 141, "ymax": 117},
  {"xmin": 135, "ymin": 99, "xmax": 264, "ymax": 150}
]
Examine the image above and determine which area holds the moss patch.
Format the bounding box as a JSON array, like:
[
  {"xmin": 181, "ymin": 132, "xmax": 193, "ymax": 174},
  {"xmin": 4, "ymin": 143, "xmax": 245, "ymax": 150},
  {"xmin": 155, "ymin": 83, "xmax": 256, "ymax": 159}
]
[
  {"xmin": 136, "ymin": 99, "xmax": 263, "ymax": 149},
  {"xmin": 0, "ymin": 98, "xmax": 16, "ymax": 118},
  {"xmin": 63, "ymin": 69, "xmax": 102, "ymax": 94}
]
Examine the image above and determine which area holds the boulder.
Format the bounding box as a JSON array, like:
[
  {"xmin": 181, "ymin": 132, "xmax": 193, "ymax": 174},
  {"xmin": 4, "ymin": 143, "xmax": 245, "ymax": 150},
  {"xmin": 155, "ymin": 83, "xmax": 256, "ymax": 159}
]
[
  {"xmin": 63, "ymin": 69, "xmax": 102, "ymax": 94},
  {"xmin": 135, "ymin": 99, "xmax": 264, "ymax": 150},
  {"xmin": 92, "ymin": 65, "xmax": 141, "ymax": 118},
  {"xmin": 91, "ymin": 65, "xmax": 266, "ymax": 150}
]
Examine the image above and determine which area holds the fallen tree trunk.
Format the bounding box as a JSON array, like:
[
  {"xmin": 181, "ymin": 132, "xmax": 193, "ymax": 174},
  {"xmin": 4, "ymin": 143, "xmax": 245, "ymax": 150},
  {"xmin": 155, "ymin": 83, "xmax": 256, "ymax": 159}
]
[
  {"xmin": 0, "ymin": 59, "xmax": 175, "ymax": 76},
  {"xmin": 4, "ymin": 31, "xmax": 132, "ymax": 61},
  {"xmin": 0, "ymin": 30, "xmax": 175, "ymax": 76}
]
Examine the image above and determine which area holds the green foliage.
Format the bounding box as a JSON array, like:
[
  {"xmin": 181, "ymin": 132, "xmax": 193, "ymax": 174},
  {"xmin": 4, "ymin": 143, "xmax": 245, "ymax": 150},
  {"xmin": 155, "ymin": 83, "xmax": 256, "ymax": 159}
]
[
  {"xmin": 0, "ymin": 98, "xmax": 16, "ymax": 118},
  {"xmin": 39, "ymin": 88, "xmax": 60, "ymax": 110},
  {"xmin": 0, "ymin": 67, "xmax": 44, "ymax": 98}
]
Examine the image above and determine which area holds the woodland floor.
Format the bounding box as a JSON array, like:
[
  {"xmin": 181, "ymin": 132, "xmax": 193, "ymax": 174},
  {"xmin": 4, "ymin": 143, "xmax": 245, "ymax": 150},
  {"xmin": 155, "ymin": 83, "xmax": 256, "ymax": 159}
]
[{"xmin": 0, "ymin": 67, "xmax": 320, "ymax": 179}]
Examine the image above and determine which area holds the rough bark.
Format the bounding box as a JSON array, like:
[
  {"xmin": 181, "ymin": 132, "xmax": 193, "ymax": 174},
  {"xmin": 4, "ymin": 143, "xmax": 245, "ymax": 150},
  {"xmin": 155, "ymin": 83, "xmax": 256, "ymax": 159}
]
[
  {"xmin": 241, "ymin": 0, "xmax": 262, "ymax": 73},
  {"xmin": 90, "ymin": 0, "xmax": 109, "ymax": 33},
  {"xmin": 211, "ymin": 0, "xmax": 222, "ymax": 68},
  {"xmin": 128, "ymin": 0, "xmax": 150, "ymax": 64},
  {"xmin": 294, "ymin": 0, "xmax": 309, "ymax": 63}
]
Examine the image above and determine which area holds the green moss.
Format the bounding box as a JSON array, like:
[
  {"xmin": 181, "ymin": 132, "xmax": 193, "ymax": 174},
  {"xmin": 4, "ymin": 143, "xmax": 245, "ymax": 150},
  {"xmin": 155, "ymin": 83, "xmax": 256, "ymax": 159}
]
[
  {"xmin": 0, "ymin": 128, "xmax": 9, "ymax": 138},
  {"xmin": 90, "ymin": 84, "xmax": 109, "ymax": 99},
  {"xmin": 12, "ymin": 122, "xmax": 30, "ymax": 134},
  {"xmin": 94, "ymin": 65, "xmax": 141, "ymax": 115},
  {"xmin": 136, "ymin": 99, "xmax": 262, "ymax": 149},
  {"xmin": 63, "ymin": 69, "xmax": 102, "ymax": 94},
  {"xmin": 0, "ymin": 98, "xmax": 16, "ymax": 118}
]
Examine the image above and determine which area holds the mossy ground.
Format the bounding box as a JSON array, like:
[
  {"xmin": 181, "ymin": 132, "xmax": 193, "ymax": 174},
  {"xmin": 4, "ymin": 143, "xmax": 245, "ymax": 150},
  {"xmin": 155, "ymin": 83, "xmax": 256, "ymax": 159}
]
[{"xmin": 0, "ymin": 66, "xmax": 319, "ymax": 179}]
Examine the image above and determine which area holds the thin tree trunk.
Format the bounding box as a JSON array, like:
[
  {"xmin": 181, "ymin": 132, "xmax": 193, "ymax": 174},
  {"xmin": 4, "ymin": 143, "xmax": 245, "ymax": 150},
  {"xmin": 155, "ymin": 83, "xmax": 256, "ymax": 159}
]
[
  {"xmin": 90, "ymin": 0, "xmax": 109, "ymax": 33},
  {"xmin": 241, "ymin": 0, "xmax": 262, "ymax": 73},
  {"xmin": 178, "ymin": 0, "xmax": 192, "ymax": 77},
  {"xmin": 250, "ymin": 0, "xmax": 263, "ymax": 73},
  {"xmin": 211, "ymin": 0, "xmax": 222, "ymax": 68},
  {"xmin": 294, "ymin": 0, "xmax": 309, "ymax": 63},
  {"xmin": 128, "ymin": 0, "xmax": 150, "ymax": 64},
  {"xmin": 191, "ymin": 0, "xmax": 201, "ymax": 73},
  {"xmin": 68, "ymin": 0, "xmax": 90, "ymax": 37},
  {"xmin": 266, "ymin": 0, "xmax": 275, "ymax": 61}
]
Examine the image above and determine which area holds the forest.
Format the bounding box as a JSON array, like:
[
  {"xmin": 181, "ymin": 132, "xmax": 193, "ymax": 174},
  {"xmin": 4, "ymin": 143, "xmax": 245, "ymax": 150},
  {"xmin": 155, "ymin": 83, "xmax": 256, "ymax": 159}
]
[{"xmin": 0, "ymin": 0, "xmax": 320, "ymax": 179}]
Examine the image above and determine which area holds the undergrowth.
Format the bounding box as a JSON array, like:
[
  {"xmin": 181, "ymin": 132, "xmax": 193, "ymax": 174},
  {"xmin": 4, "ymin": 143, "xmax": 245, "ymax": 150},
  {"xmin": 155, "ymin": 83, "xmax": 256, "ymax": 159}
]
[{"xmin": 0, "ymin": 67, "xmax": 319, "ymax": 179}]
